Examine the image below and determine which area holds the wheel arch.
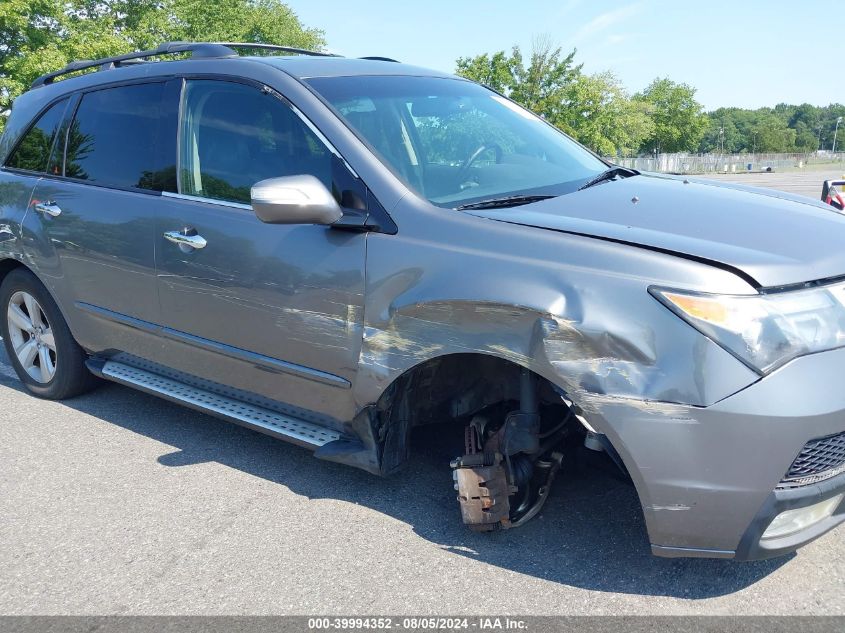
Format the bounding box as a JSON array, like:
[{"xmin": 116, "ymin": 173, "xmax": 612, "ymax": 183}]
[
  {"xmin": 0, "ymin": 258, "xmax": 80, "ymax": 345},
  {"xmin": 0, "ymin": 257, "xmax": 26, "ymax": 286},
  {"xmin": 370, "ymin": 351, "xmax": 547, "ymax": 474},
  {"xmin": 354, "ymin": 347, "xmax": 649, "ymax": 521}
]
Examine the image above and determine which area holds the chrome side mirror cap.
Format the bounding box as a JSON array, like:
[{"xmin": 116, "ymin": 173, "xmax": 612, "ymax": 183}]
[{"xmin": 251, "ymin": 175, "xmax": 343, "ymax": 225}]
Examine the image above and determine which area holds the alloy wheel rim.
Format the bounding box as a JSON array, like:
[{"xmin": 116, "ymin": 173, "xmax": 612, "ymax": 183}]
[{"xmin": 6, "ymin": 291, "xmax": 56, "ymax": 383}]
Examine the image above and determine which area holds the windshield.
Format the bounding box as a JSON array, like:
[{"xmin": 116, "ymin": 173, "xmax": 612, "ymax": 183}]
[{"xmin": 306, "ymin": 75, "xmax": 607, "ymax": 208}]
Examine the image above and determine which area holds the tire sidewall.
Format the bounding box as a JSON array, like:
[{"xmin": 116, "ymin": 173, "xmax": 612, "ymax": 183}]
[{"xmin": 0, "ymin": 269, "xmax": 80, "ymax": 398}]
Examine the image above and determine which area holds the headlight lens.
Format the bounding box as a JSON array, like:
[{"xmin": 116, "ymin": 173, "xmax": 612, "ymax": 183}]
[{"xmin": 651, "ymin": 282, "xmax": 845, "ymax": 374}]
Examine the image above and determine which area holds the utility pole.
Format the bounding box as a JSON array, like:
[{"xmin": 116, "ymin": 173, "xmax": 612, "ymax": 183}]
[{"xmin": 834, "ymin": 117, "xmax": 843, "ymax": 153}]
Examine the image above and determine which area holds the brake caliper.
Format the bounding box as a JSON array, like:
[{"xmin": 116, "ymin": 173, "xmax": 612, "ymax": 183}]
[
  {"xmin": 451, "ymin": 403, "xmax": 567, "ymax": 532},
  {"xmin": 451, "ymin": 422, "xmax": 514, "ymax": 531}
]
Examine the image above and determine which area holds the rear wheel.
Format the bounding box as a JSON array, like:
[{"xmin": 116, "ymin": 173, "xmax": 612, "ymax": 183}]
[{"xmin": 0, "ymin": 269, "xmax": 98, "ymax": 399}]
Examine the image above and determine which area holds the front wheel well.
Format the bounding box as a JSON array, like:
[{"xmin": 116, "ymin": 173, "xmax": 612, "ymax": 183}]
[
  {"xmin": 370, "ymin": 352, "xmax": 634, "ymax": 532},
  {"xmin": 374, "ymin": 353, "xmax": 569, "ymax": 474}
]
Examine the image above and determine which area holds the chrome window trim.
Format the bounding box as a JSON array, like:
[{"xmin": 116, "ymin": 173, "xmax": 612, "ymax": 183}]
[
  {"xmin": 162, "ymin": 190, "xmax": 252, "ymax": 211},
  {"xmin": 174, "ymin": 77, "xmax": 187, "ymax": 196}
]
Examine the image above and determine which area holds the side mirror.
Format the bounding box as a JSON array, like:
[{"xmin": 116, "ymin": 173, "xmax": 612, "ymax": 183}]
[{"xmin": 251, "ymin": 175, "xmax": 343, "ymax": 225}]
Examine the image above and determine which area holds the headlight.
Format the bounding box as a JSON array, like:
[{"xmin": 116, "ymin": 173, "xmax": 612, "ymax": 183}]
[{"xmin": 650, "ymin": 282, "xmax": 845, "ymax": 374}]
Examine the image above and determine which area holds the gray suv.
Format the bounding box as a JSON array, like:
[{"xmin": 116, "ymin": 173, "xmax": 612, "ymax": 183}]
[{"xmin": 1, "ymin": 42, "xmax": 844, "ymax": 561}]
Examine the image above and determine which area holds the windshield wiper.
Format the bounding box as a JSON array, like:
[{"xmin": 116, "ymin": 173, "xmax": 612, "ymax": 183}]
[
  {"xmin": 577, "ymin": 166, "xmax": 639, "ymax": 191},
  {"xmin": 456, "ymin": 194, "xmax": 557, "ymax": 211}
]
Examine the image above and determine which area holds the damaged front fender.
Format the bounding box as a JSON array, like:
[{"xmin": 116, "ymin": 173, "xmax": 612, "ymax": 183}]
[
  {"xmin": 353, "ymin": 213, "xmax": 760, "ymax": 414},
  {"xmin": 327, "ymin": 202, "xmax": 760, "ymax": 481}
]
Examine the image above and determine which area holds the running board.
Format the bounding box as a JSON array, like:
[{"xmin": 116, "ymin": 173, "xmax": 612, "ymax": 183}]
[{"xmin": 91, "ymin": 360, "xmax": 342, "ymax": 449}]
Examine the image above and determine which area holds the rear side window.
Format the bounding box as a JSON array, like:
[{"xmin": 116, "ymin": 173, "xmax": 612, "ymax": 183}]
[
  {"xmin": 5, "ymin": 98, "xmax": 69, "ymax": 174},
  {"xmin": 65, "ymin": 83, "xmax": 176, "ymax": 191}
]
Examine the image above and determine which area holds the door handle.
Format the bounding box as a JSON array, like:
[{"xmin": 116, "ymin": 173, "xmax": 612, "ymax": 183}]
[
  {"xmin": 163, "ymin": 230, "xmax": 207, "ymax": 251},
  {"xmin": 33, "ymin": 201, "xmax": 62, "ymax": 217}
]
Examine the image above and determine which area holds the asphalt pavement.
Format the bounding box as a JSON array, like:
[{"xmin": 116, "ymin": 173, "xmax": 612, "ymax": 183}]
[{"xmin": 698, "ymin": 167, "xmax": 845, "ymax": 199}]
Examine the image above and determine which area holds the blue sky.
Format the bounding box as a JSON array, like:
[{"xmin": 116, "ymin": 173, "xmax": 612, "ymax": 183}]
[{"xmin": 289, "ymin": 1, "xmax": 839, "ymax": 111}]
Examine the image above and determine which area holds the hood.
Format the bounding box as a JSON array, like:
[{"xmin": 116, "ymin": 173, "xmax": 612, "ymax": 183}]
[{"xmin": 467, "ymin": 173, "xmax": 845, "ymax": 288}]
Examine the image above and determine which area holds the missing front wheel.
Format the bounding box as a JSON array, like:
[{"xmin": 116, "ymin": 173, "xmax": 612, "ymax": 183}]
[{"xmin": 451, "ymin": 403, "xmax": 569, "ymax": 532}]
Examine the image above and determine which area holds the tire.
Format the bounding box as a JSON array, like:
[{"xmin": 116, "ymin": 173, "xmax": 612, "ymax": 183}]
[{"xmin": 0, "ymin": 268, "xmax": 98, "ymax": 399}]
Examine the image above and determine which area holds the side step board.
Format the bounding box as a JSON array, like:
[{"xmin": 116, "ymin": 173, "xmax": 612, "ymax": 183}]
[{"xmin": 92, "ymin": 360, "xmax": 342, "ymax": 449}]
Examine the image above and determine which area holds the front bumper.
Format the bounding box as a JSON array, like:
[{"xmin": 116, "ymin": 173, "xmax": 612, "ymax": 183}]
[
  {"xmin": 579, "ymin": 345, "xmax": 845, "ymax": 559},
  {"xmin": 734, "ymin": 471, "xmax": 845, "ymax": 560}
]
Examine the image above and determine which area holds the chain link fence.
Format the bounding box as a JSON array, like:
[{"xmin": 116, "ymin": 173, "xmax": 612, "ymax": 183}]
[{"xmin": 615, "ymin": 152, "xmax": 845, "ymax": 174}]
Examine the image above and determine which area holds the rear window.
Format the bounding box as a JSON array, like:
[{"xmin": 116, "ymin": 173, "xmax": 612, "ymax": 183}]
[
  {"xmin": 65, "ymin": 83, "xmax": 175, "ymax": 191},
  {"xmin": 5, "ymin": 98, "xmax": 69, "ymax": 174}
]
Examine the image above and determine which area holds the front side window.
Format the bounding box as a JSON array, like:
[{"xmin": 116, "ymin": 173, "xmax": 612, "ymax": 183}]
[
  {"xmin": 307, "ymin": 75, "xmax": 607, "ymax": 208},
  {"xmin": 5, "ymin": 98, "xmax": 69, "ymax": 174},
  {"xmin": 65, "ymin": 83, "xmax": 175, "ymax": 191},
  {"xmin": 179, "ymin": 80, "xmax": 332, "ymax": 204}
]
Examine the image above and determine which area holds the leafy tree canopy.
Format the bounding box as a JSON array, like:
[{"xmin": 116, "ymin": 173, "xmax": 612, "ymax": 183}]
[
  {"xmin": 456, "ymin": 42, "xmax": 703, "ymax": 156},
  {"xmin": 558, "ymin": 71, "xmax": 653, "ymax": 158},
  {"xmin": 456, "ymin": 36, "xmax": 582, "ymax": 117},
  {"xmin": 699, "ymin": 103, "xmax": 845, "ymax": 153},
  {"xmin": 0, "ymin": 0, "xmax": 324, "ymax": 130},
  {"xmin": 633, "ymin": 78, "xmax": 707, "ymax": 153}
]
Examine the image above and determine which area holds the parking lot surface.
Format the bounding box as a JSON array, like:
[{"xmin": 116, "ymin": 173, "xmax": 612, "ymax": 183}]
[
  {"xmin": 2, "ymin": 169, "xmax": 845, "ymax": 615},
  {"xmin": 698, "ymin": 166, "xmax": 845, "ymax": 199}
]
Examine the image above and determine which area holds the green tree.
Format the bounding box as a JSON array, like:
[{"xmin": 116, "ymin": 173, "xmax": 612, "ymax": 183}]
[
  {"xmin": 699, "ymin": 115, "xmax": 740, "ymax": 153},
  {"xmin": 558, "ymin": 71, "xmax": 653, "ymax": 157},
  {"xmin": 697, "ymin": 102, "xmax": 845, "ymax": 154},
  {"xmin": 454, "ymin": 51, "xmax": 512, "ymax": 94},
  {"xmin": 751, "ymin": 113, "xmax": 796, "ymax": 152},
  {"xmin": 0, "ymin": 0, "xmax": 324, "ymax": 132},
  {"xmin": 507, "ymin": 37, "xmax": 582, "ymax": 117},
  {"xmin": 455, "ymin": 38, "xmax": 582, "ymax": 123},
  {"xmin": 793, "ymin": 121, "xmax": 819, "ymax": 152},
  {"xmin": 789, "ymin": 103, "xmax": 820, "ymax": 131},
  {"xmin": 635, "ymin": 78, "xmax": 707, "ymax": 153},
  {"xmin": 821, "ymin": 105, "xmax": 845, "ymax": 150}
]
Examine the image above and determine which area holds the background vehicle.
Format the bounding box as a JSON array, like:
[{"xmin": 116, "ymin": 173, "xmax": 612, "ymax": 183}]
[
  {"xmin": 822, "ymin": 179, "xmax": 845, "ymax": 210},
  {"xmin": 1, "ymin": 42, "xmax": 844, "ymax": 561}
]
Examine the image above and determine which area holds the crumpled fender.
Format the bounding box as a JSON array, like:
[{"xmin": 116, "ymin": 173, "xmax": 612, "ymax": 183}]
[{"xmin": 352, "ymin": 211, "xmax": 760, "ymax": 415}]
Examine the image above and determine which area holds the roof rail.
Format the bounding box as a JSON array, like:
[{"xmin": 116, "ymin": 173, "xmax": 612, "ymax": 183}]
[
  {"xmin": 30, "ymin": 41, "xmax": 340, "ymax": 89},
  {"xmin": 217, "ymin": 42, "xmax": 340, "ymax": 58},
  {"xmin": 31, "ymin": 42, "xmax": 233, "ymax": 88},
  {"xmin": 359, "ymin": 56, "xmax": 400, "ymax": 63}
]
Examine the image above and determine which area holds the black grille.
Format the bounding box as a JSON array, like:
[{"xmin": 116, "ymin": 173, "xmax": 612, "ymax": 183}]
[{"xmin": 779, "ymin": 431, "xmax": 845, "ymax": 488}]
